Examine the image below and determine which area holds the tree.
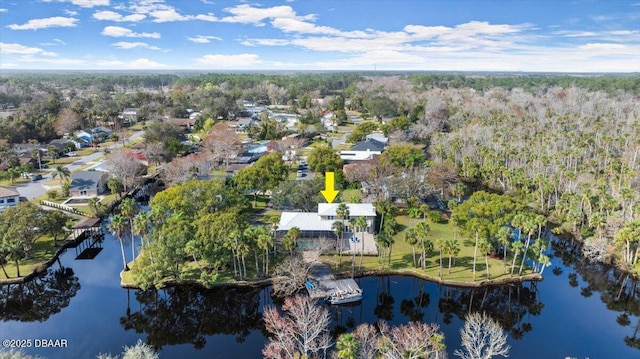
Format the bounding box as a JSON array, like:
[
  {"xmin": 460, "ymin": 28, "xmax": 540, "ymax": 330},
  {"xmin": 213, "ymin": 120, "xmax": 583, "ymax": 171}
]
[
  {"xmin": 444, "ymin": 239, "xmax": 461, "ymax": 274},
  {"xmin": 54, "ymin": 107, "xmax": 81, "ymax": 136},
  {"xmin": 332, "ymin": 220, "xmax": 344, "ymax": 267},
  {"xmin": 120, "ymin": 198, "xmax": 138, "ymax": 262},
  {"xmin": 364, "ymin": 95, "xmax": 397, "ymax": 121},
  {"xmin": 415, "ymin": 221, "xmax": 432, "ymax": 270},
  {"xmin": 404, "ymin": 228, "xmax": 419, "ymax": 268},
  {"xmin": 336, "ymin": 333, "xmax": 359, "ymax": 359},
  {"xmin": 133, "ymin": 210, "xmax": 153, "ymax": 252},
  {"xmin": 379, "ymin": 144, "xmax": 425, "ymax": 168},
  {"xmin": 108, "ymin": 177, "xmax": 124, "ymax": 199},
  {"xmin": 271, "ymin": 255, "xmax": 313, "ymax": 298},
  {"xmin": 307, "ymin": 145, "xmax": 343, "ymax": 174},
  {"xmin": 356, "ymin": 216, "xmax": 367, "ymax": 270},
  {"xmin": 107, "ymin": 149, "xmax": 147, "ymax": 192},
  {"xmin": 346, "ymin": 121, "xmax": 378, "ymax": 143},
  {"xmin": 47, "ymin": 145, "xmax": 59, "ymax": 164},
  {"xmin": 97, "ymin": 339, "xmax": 159, "ymax": 359},
  {"xmin": 40, "ymin": 210, "xmax": 69, "ymax": 247},
  {"xmin": 109, "ymin": 214, "xmax": 130, "ymax": 271},
  {"xmin": 234, "ymin": 152, "xmax": 288, "ymax": 206},
  {"xmin": 262, "ymin": 295, "xmax": 331, "ymax": 359},
  {"xmin": 271, "ymin": 177, "xmax": 325, "ymax": 212},
  {"xmin": 51, "ymin": 165, "xmax": 70, "ymax": 186},
  {"xmin": 377, "ymin": 320, "xmax": 446, "ymax": 359},
  {"xmin": 434, "ymin": 238, "xmax": 445, "ymax": 278},
  {"xmin": 201, "ymin": 122, "xmax": 241, "ymax": 168},
  {"xmin": 283, "ymin": 227, "xmax": 301, "ymax": 257},
  {"xmin": 454, "ymin": 312, "xmax": 510, "ymax": 359}
]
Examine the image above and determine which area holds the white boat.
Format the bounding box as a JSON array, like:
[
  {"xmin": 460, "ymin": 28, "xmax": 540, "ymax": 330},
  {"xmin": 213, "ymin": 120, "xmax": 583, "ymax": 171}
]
[{"xmin": 327, "ymin": 287, "xmax": 363, "ymax": 305}]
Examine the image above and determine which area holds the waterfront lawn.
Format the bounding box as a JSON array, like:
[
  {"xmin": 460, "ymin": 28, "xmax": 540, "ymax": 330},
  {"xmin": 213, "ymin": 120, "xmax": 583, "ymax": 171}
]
[
  {"xmin": 0, "ymin": 235, "xmax": 57, "ymax": 280},
  {"xmin": 322, "ymin": 215, "xmax": 534, "ymax": 282}
]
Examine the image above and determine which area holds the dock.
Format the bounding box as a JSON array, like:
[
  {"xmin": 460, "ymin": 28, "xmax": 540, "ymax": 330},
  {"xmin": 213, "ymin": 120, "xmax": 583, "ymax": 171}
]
[{"xmin": 306, "ymin": 261, "xmax": 361, "ymax": 303}]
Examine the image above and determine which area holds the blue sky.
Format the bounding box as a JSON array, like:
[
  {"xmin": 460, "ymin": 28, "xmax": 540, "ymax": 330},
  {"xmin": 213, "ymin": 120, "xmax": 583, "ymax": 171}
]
[{"xmin": 1, "ymin": 0, "xmax": 639, "ymax": 72}]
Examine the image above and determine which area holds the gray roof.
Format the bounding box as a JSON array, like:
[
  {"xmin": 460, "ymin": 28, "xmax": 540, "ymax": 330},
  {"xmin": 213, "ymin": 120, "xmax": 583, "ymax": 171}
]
[
  {"xmin": 70, "ymin": 171, "xmax": 106, "ymax": 191},
  {"xmin": 350, "ymin": 138, "xmax": 385, "ymax": 152}
]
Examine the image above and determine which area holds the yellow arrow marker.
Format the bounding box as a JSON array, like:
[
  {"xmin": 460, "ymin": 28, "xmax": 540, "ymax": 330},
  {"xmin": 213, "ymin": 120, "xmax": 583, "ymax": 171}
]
[{"xmin": 321, "ymin": 171, "xmax": 339, "ymax": 203}]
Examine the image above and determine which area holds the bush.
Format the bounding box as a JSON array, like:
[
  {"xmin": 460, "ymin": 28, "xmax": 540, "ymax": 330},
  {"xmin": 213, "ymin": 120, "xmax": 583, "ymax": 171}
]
[
  {"xmin": 428, "ymin": 210, "xmax": 444, "ymax": 223},
  {"xmin": 47, "ymin": 190, "xmax": 59, "ymax": 200}
]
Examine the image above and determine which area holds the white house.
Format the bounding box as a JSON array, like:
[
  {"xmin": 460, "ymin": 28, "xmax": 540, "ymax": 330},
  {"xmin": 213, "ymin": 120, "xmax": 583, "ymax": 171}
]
[
  {"xmin": 0, "ymin": 187, "xmax": 20, "ymax": 212},
  {"xmin": 277, "ymin": 203, "xmax": 376, "ymax": 238}
]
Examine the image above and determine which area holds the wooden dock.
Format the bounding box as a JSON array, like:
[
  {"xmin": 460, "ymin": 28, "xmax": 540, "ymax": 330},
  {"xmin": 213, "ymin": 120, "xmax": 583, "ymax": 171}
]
[{"xmin": 306, "ymin": 261, "xmax": 361, "ymax": 301}]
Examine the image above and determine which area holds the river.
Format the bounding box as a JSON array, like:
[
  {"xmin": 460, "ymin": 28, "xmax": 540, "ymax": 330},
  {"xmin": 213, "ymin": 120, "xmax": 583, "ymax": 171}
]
[{"xmin": 1, "ymin": 221, "xmax": 639, "ymax": 359}]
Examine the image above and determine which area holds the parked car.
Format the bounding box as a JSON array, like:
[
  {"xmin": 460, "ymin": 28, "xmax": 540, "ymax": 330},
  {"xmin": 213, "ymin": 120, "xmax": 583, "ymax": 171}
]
[
  {"xmin": 67, "ymin": 152, "xmax": 77, "ymax": 157},
  {"xmin": 297, "ymin": 170, "xmax": 304, "ymax": 178},
  {"xmin": 30, "ymin": 173, "xmax": 42, "ymax": 181}
]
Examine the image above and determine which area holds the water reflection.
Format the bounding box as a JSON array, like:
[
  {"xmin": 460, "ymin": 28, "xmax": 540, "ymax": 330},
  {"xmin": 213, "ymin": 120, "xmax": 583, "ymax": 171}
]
[
  {"xmin": 0, "ymin": 264, "xmax": 80, "ymax": 322},
  {"xmin": 551, "ymin": 237, "xmax": 640, "ymax": 351},
  {"xmin": 120, "ymin": 286, "xmax": 265, "ymax": 350}
]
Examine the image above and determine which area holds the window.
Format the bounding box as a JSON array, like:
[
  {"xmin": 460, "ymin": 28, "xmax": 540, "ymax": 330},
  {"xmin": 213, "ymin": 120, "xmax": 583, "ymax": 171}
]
[
  {"xmin": 80, "ymin": 190, "xmax": 87, "ymax": 196},
  {"xmin": 6, "ymin": 197, "xmax": 15, "ymax": 203}
]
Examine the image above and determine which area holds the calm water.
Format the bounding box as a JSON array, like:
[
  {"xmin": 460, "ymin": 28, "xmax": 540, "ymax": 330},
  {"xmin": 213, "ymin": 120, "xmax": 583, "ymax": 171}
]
[{"xmin": 1, "ymin": 222, "xmax": 639, "ymax": 359}]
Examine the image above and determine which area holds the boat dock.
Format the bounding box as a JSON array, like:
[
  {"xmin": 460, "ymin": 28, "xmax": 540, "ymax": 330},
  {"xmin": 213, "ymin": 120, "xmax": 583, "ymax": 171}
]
[{"xmin": 306, "ymin": 261, "xmax": 362, "ymax": 303}]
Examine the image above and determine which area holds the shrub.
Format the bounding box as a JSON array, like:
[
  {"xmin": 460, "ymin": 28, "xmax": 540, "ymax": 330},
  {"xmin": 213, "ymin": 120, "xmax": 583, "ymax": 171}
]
[{"xmin": 47, "ymin": 190, "xmax": 59, "ymax": 200}]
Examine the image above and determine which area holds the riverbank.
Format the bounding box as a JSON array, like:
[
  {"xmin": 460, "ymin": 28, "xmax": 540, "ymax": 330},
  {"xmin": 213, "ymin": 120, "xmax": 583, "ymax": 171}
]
[{"xmin": 119, "ymin": 259, "xmax": 543, "ymax": 291}]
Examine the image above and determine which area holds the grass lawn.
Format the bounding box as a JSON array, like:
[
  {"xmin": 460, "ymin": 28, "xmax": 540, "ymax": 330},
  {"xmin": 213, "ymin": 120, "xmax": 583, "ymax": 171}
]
[
  {"xmin": 0, "ymin": 235, "xmax": 61, "ymax": 279},
  {"xmin": 322, "ymin": 215, "xmax": 535, "ymax": 283},
  {"xmin": 0, "ymin": 178, "xmax": 30, "ymax": 187},
  {"xmin": 339, "ymin": 188, "xmax": 362, "ymax": 202}
]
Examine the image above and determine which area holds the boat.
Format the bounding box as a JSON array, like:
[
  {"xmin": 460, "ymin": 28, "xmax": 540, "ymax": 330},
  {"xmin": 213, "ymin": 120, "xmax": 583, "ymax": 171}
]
[{"xmin": 327, "ymin": 287, "xmax": 363, "ymax": 305}]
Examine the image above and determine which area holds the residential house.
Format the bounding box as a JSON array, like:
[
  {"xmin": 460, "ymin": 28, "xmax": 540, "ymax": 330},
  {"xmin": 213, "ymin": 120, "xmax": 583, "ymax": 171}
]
[
  {"xmin": 69, "ymin": 171, "xmax": 109, "ymax": 197},
  {"xmin": 339, "ymin": 138, "xmax": 386, "ymax": 163},
  {"xmin": 48, "ymin": 139, "xmax": 75, "ymax": 155},
  {"xmin": 0, "ymin": 187, "xmax": 20, "ymax": 212},
  {"xmin": 277, "ymin": 203, "xmax": 377, "ymax": 238},
  {"xmin": 166, "ymin": 117, "xmax": 197, "ymax": 132}
]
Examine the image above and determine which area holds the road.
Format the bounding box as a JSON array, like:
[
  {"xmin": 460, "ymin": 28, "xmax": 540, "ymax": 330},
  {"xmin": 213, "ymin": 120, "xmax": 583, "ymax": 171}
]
[{"xmin": 15, "ymin": 130, "xmax": 144, "ymax": 200}]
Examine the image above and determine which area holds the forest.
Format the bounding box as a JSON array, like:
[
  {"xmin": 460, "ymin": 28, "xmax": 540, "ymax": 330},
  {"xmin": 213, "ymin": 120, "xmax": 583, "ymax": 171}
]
[{"xmin": 1, "ymin": 71, "xmax": 639, "ymax": 278}]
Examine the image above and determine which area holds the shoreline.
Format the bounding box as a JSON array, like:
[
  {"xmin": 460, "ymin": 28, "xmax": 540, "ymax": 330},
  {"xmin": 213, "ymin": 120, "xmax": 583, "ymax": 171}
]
[
  {"xmin": 119, "ymin": 267, "xmax": 544, "ymax": 291},
  {"xmin": 0, "ymin": 238, "xmax": 82, "ymax": 285}
]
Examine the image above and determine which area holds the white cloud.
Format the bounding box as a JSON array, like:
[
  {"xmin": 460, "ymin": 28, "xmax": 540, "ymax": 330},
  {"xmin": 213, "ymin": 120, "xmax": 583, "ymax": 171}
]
[
  {"xmin": 17, "ymin": 56, "xmax": 86, "ymax": 65},
  {"xmin": 0, "ymin": 42, "xmax": 56, "ymax": 56},
  {"xmin": 194, "ymin": 54, "xmax": 262, "ymax": 67},
  {"xmin": 127, "ymin": 0, "xmax": 216, "ymax": 23},
  {"xmin": 42, "ymin": 0, "xmax": 109, "ymax": 7},
  {"xmin": 93, "ymin": 10, "xmax": 146, "ymax": 22},
  {"xmin": 112, "ymin": 41, "xmax": 161, "ymax": 50},
  {"xmin": 150, "ymin": 8, "xmax": 191, "ymax": 22},
  {"xmin": 187, "ymin": 35, "xmax": 222, "ymax": 43},
  {"xmin": 0, "ymin": 8, "xmax": 7, "ymax": 12},
  {"xmin": 7, "ymin": 16, "xmax": 78, "ymax": 30},
  {"xmin": 39, "ymin": 39, "xmax": 67, "ymax": 46},
  {"xmin": 219, "ymin": 4, "xmax": 314, "ymax": 25},
  {"xmin": 101, "ymin": 26, "xmax": 160, "ymax": 38},
  {"xmin": 64, "ymin": 10, "xmax": 78, "ymax": 16},
  {"xmin": 96, "ymin": 58, "xmax": 167, "ymax": 68}
]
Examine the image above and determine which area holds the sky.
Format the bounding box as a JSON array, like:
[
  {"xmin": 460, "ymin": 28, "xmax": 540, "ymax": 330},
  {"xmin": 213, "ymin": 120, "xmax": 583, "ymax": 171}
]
[{"xmin": 0, "ymin": 0, "xmax": 639, "ymax": 72}]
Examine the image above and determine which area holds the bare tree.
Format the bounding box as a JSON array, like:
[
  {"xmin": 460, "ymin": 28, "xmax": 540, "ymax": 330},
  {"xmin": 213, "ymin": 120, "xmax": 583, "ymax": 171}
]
[
  {"xmin": 201, "ymin": 122, "xmax": 242, "ymax": 168},
  {"xmin": 582, "ymin": 236, "xmax": 611, "ymax": 264},
  {"xmin": 262, "ymin": 295, "xmax": 332, "ymax": 359},
  {"xmin": 271, "ymin": 255, "xmax": 313, "ymax": 298},
  {"xmin": 54, "ymin": 108, "xmax": 82, "ymax": 136},
  {"xmin": 454, "ymin": 312, "xmax": 510, "ymax": 359},
  {"xmin": 161, "ymin": 153, "xmax": 210, "ymax": 186},
  {"xmin": 378, "ymin": 320, "xmax": 447, "ymax": 359},
  {"xmin": 107, "ymin": 149, "xmax": 147, "ymax": 192},
  {"xmin": 144, "ymin": 141, "xmax": 166, "ymax": 166}
]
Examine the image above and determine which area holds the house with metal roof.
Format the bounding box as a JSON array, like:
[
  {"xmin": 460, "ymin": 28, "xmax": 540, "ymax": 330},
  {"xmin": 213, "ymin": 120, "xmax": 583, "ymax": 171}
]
[
  {"xmin": 277, "ymin": 203, "xmax": 376, "ymax": 238},
  {"xmin": 339, "ymin": 138, "xmax": 387, "ymax": 163}
]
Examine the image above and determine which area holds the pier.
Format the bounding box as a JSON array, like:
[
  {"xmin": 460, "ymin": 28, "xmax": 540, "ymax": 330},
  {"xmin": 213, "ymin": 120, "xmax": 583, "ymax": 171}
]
[{"xmin": 306, "ymin": 261, "xmax": 362, "ymax": 304}]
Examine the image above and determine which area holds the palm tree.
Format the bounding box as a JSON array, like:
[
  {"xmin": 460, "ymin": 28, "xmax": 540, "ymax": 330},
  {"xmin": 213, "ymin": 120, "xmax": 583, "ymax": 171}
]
[
  {"xmin": 52, "ymin": 165, "xmax": 70, "ymax": 186},
  {"xmin": 415, "ymin": 221, "xmax": 431, "ymax": 270},
  {"xmin": 332, "ymin": 220, "xmax": 344, "ymax": 268},
  {"xmin": 133, "ymin": 211, "xmax": 152, "ymax": 251},
  {"xmin": 336, "ymin": 203, "xmax": 349, "ymax": 235},
  {"xmin": 120, "ymin": 198, "xmax": 137, "ymax": 262},
  {"xmin": 336, "ymin": 333, "xmax": 359, "ymax": 359},
  {"xmin": 479, "ymin": 236, "xmax": 493, "ymax": 279},
  {"xmin": 510, "ymin": 240, "xmax": 524, "ymax": 276},
  {"xmin": 404, "ymin": 228, "xmax": 419, "ymax": 268},
  {"xmin": 444, "ymin": 239, "xmax": 460, "ymax": 274},
  {"xmin": 109, "ymin": 214, "xmax": 129, "ymax": 271},
  {"xmin": 356, "ymin": 216, "xmax": 367, "ymax": 270},
  {"xmin": 87, "ymin": 197, "xmax": 101, "ymax": 217},
  {"xmin": 47, "ymin": 145, "xmax": 58, "ymax": 164},
  {"xmin": 255, "ymin": 226, "xmax": 273, "ymax": 275},
  {"xmin": 434, "ymin": 238, "xmax": 445, "ymax": 278},
  {"xmin": 284, "ymin": 227, "xmax": 301, "ymax": 257}
]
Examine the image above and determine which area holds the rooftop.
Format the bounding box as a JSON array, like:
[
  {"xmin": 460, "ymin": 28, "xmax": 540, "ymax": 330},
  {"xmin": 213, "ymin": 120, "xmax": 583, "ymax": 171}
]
[{"xmin": 0, "ymin": 187, "xmax": 19, "ymax": 198}]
